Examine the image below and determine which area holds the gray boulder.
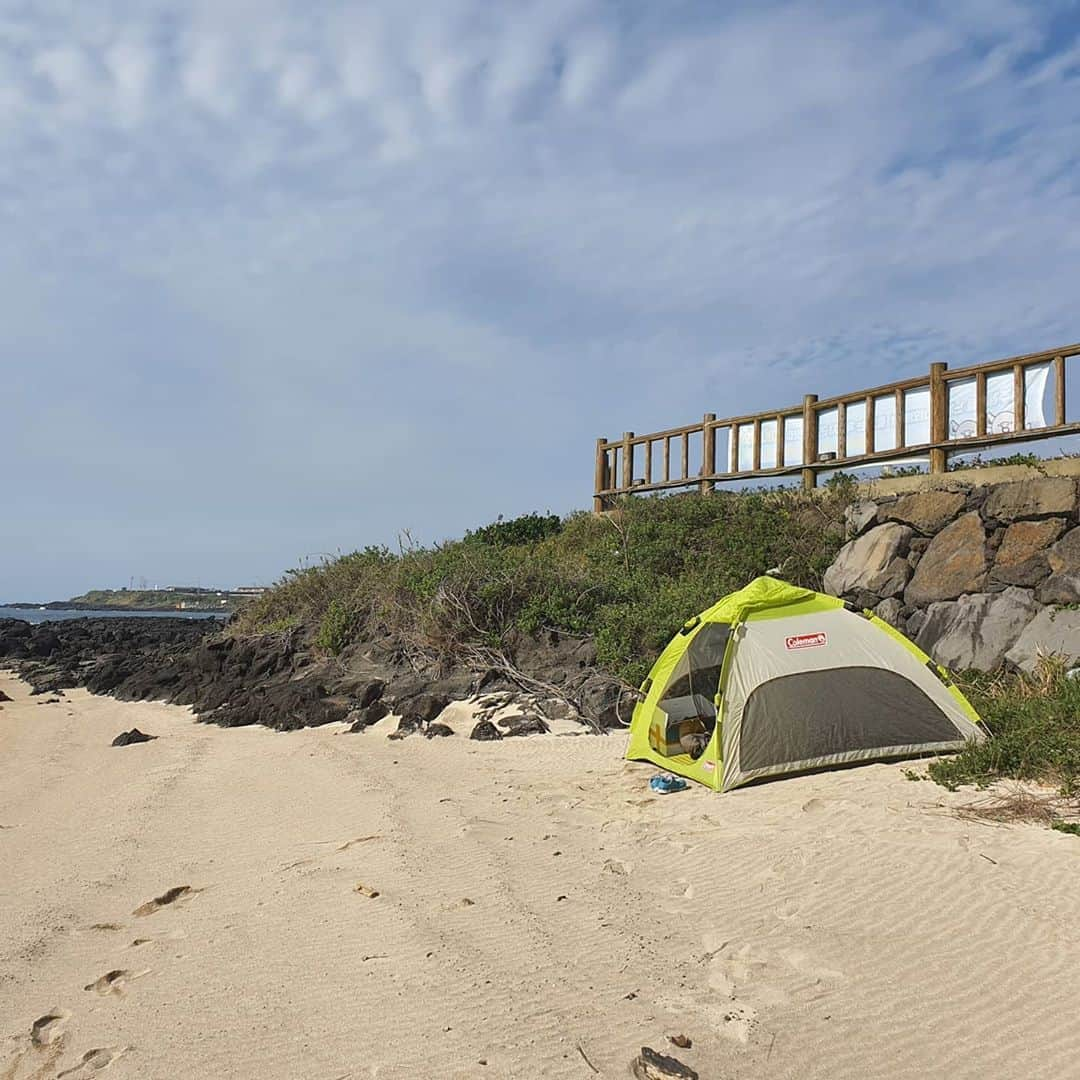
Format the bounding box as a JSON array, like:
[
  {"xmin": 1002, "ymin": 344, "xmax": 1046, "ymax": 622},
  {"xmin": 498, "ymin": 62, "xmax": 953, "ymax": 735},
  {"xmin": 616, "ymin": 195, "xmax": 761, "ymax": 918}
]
[
  {"xmin": 1048, "ymin": 527, "xmax": 1080, "ymax": 574},
  {"xmin": 915, "ymin": 588, "xmax": 1039, "ymax": 671},
  {"xmin": 1005, "ymin": 607, "xmax": 1080, "ymax": 673},
  {"xmin": 878, "ymin": 490, "xmax": 965, "ymax": 534},
  {"xmin": 845, "ymin": 500, "xmax": 879, "ymax": 538},
  {"xmin": 990, "ymin": 517, "xmax": 1066, "ymax": 587},
  {"xmin": 1036, "ymin": 574, "xmax": 1080, "ymax": 605},
  {"xmin": 982, "ymin": 477, "xmax": 1076, "ymax": 522},
  {"xmin": 823, "ymin": 523, "xmax": 913, "ymax": 599},
  {"xmin": 905, "ymin": 512, "xmax": 988, "ymax": 606},
  {"xmin": 873, "ymin": 598, "xmax": 904, "ymax": 628}
]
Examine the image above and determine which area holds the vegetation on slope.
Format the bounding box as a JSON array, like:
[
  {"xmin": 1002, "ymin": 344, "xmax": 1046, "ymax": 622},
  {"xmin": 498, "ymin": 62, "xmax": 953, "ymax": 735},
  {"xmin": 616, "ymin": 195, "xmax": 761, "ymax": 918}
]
[
  {"xmin": 236, "ymin": 489, "xmax": 854, "ymax": 686},
  {"xmin": 934, "ymin": 659, "xmax": 1080, "ymax": 797}
]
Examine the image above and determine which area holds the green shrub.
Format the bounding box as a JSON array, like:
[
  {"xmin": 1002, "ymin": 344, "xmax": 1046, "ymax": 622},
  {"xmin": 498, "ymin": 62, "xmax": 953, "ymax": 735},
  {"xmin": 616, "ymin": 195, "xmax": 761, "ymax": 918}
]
[
  {"xmin": 466, "ymin": 512, "xmax": 563, "ymax": 547},
  {"xmin": 315, "ymin": 599, "xmax": 356, "ymax": 655},
  {"xmin": 930, "ymin": 660, "xmax": 1080, "ymax": 795}
]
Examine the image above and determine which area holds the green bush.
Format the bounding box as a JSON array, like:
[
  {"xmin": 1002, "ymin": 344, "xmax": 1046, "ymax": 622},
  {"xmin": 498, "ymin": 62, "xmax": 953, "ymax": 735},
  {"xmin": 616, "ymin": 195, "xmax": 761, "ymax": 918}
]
[
  {"xmin": 315, "ymin": 599, "xmax": 357, "ymax": 655},
  {"xmin": 466, "ymin": 512, "xmax": 563, "ymax": 547},
  {"xmin": 930, "ymin": 660, "xmax": 1080, "ymax": 795}
]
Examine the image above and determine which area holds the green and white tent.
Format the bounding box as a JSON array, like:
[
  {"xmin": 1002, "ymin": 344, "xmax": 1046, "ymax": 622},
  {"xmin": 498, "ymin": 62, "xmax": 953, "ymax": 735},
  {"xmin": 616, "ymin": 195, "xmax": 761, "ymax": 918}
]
[{"xmin": 626, "ymin": 577, "xmax": 984, "ymax": 791}]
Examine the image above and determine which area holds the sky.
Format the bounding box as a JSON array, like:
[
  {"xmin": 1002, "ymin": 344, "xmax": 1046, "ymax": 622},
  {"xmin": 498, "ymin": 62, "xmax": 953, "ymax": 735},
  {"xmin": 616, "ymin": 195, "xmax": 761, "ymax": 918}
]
[{"xmin": 2, "ymin": 0, "xmax": 1080, "ymax": 600}]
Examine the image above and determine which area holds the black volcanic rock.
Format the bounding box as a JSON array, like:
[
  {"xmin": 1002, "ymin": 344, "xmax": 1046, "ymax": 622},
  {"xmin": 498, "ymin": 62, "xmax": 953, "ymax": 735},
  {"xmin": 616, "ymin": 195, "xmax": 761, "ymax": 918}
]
[
  {"xmin": 0, "ymin": 615, "xmax": 618, "ymax": 739},
  {"xmin": 112, "ymin": 728, "xmax": 156, "ymax": 746},
  {"xmin": 347, "ymin": 700, "xmax": 389, "ymax": 732},
  {"xmin": 499, "ymin": 714, "xmax": 550, "ymax": 737},
  {"xmin": 470, "ymin": 720, "xmax": 503, "ymax": 741}
]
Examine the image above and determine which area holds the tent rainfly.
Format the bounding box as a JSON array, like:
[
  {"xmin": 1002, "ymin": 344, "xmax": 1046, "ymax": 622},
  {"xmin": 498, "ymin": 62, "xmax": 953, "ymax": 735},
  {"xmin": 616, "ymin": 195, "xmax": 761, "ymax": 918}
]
[{"xmin": 625, "ymin": 577, "xmax": 984, "ymax": 791}]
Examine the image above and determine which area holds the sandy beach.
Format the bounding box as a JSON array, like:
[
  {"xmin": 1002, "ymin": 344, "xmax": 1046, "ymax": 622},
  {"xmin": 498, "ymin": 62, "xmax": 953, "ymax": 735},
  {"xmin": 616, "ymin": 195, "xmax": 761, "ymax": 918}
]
[{"xmin": 3, "ymin": 673, "xmax": 1080, "ymax": 1079}]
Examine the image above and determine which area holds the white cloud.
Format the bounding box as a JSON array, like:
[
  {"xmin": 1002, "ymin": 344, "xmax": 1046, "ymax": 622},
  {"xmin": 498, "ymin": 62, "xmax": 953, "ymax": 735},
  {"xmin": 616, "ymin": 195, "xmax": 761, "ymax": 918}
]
[
  {"xmin": 33, "ymin": 44, "xmax": 95, "ymax": 96},
  {"xmin": 558, "ymin": 26, "xmax": 614, "ymax": 109},
  {"xmin": 105, "ymin": 37, "xmax": 154, "ymax": 124},
  {"xmin": 2, "ymin": 0, "xmax": 1080, "ymax": 598},
  {"xmin": 180, "ymin": 33, "xmax": 240, "ymax": 115}
]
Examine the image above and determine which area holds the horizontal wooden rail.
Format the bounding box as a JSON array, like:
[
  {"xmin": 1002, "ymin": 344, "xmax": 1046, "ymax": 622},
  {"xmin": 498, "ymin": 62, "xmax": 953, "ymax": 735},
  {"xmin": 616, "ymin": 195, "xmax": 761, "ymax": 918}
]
[{"xmin": 593, "ymin": 343, "xmax": 1080, "ymax": 510}]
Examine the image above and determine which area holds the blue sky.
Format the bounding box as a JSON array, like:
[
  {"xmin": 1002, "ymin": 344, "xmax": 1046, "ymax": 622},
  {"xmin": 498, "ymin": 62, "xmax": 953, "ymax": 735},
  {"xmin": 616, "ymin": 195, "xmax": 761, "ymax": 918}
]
[{"xmin": 2, "ymin": 0, "xmax": 1079, "ymax": 600}]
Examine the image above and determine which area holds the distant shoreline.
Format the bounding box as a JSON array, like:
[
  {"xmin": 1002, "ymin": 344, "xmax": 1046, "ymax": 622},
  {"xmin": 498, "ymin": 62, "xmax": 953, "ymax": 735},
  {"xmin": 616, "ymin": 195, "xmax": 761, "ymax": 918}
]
[{"xmin": 0, "ymin": 602, "xmax": 228, "ymax": 614}]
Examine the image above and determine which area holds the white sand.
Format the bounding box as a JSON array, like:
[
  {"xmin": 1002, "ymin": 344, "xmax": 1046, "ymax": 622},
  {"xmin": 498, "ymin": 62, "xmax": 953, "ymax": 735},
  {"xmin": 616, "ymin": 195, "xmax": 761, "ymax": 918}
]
[{"xmin": 3, "ymin": 672, "xmax": 1080, "ymax": 1079}]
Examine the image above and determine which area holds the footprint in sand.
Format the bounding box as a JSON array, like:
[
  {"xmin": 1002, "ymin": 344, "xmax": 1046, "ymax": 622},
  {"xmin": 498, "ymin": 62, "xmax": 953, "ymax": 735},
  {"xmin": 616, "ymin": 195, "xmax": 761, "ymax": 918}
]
[
  {"xmin": 778, "ymin": 948, "xmax": 845, "ymax": 984},
  {"xmin": 0, "ymin": 1011, "xmax": 70, "ymax": 1080},
  {"xmin": 56, "ymin": 1047, "xmax": 125, "ymax": 1077},
  {"xmin": 30, "ymin": 1009, "xmax": 70, "ymax": 1049},
  {"xmin": 83, "ymin": 970, "xmax": 149, "ymax": 997},
  {"xmin": 667, "ymin": 877, "xmax": 694, "ymax": 900},
  {"xmin": 133, "ymin": 885, "xmax": 201, "ymax": 917},
  {"xmin": 773, "ymin": 897, "xmax": 803, "ymax": 922},
  {"xmin": 125, "ymin": 927, "xmax": 185, "ymax": 951}
]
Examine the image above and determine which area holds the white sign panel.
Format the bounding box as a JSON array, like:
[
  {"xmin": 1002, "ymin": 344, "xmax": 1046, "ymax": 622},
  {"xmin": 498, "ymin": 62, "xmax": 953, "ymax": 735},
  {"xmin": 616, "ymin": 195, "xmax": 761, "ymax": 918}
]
[
  {"xmin": 759, "ymin": 419, "xmax": 778, "ymax": 469},
  {"xmin": 714, "ymin": 426, "xmax": 732, "ymax": 475},
  {"xmin": 873, "ymin": 394, "xmax": 897, "ymax": 451},
  {"xmin": 784, "ymin": 416, "xmax": 803, "ymax": 466},
  {"xmin": 737, "ymin": 423, "xmax": 754, "ymax": 471},
  {"xmin": 817, "ymin": 406, "xmax": 839, "ymax": 456},
  {"xmin": 845, "ymin": 401, "xmax": 866, "ymax": 457},
  {"xmin": 904, "ymin": 386, "xmax": 930, "ymax": 445},
  {"xmin": 1025, "ymin": 361, "xmax": 1050, "ymax": 429},
  {"xmin": 986, "ymin": 371, "xmax": 1014, "ymax": 433},
  {"xmin": 947, "ymin": 377, "xmax": 977, "ymax": 439}
]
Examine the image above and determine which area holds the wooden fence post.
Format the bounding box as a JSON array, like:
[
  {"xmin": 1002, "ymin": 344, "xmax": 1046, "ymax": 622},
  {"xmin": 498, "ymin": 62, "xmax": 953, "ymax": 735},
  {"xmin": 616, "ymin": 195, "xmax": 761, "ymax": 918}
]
[
  {"xmin": 700, "ymin": 414, "xmax": 716, "ymax": 495},
  {"xmin": 929, "ymin": 362, "xmax": 947, "ymax": 473},
  {"xmin": 593, "ymin": 438, "xmax": 608, "ymax": 513},
  {"xmin": 801, "ymin": 394, "xmax": 818, "ymax": 489},
  {"xmin": 621, "ymin": 432, "xmax": 634, "ymax": 493},
  {"xmin": 1055, "ymin": 355, "xmax": 1066, "ymax": 426}
]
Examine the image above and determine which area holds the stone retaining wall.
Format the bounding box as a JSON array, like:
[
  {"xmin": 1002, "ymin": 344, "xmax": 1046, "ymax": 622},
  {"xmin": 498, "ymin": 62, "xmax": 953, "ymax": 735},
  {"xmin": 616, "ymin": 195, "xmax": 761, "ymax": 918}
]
[{"xmin": 823, "ymin": 476, "xmax": 1080, "ymax": 672}]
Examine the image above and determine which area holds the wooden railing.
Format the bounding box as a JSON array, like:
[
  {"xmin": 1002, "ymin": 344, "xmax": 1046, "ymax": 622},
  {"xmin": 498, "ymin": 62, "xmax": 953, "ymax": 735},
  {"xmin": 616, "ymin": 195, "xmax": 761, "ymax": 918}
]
[{"xmin": 594, "ymin": 343, "xmax": 1080, "ymax": 510}]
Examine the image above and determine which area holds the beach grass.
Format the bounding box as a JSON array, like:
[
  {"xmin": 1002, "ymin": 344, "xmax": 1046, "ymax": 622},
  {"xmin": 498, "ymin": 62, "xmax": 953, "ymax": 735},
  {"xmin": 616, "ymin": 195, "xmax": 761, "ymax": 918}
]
[{"xmin": 932, "ymin": 658, "xmax": 1080, "ymax": 797}]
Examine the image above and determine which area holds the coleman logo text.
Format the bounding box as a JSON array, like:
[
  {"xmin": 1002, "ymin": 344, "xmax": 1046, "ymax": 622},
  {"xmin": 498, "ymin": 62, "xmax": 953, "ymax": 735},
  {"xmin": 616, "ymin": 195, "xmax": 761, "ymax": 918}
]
[{"xmin": 785, "ymin": 632, "xmax": 828, "ymax": 650}]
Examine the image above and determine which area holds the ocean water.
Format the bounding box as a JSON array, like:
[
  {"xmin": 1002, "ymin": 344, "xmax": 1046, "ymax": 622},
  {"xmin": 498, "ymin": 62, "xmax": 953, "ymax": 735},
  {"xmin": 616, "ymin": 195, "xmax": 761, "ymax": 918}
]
[{"xmin": 0, "ymin": 608, "xmax": 227, "ymax": 625}]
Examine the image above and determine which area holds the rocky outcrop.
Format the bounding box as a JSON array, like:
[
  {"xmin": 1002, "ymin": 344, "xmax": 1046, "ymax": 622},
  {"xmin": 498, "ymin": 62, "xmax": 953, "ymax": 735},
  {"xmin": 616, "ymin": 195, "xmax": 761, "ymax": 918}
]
[
  {"xmin": 0, "ymin": 616, "xmax": 624, "ymax": 737},
  {"xmin": 905, "ymin": 512, "xmax": 988, "ymax": 606},
  {"xmin": 823, "ymin": 476, "xmax": 1080, "ymax": 671}
]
